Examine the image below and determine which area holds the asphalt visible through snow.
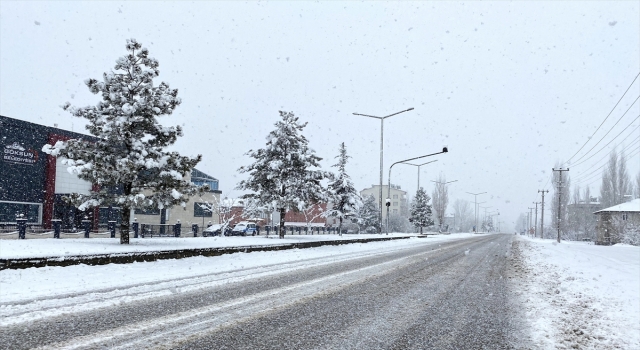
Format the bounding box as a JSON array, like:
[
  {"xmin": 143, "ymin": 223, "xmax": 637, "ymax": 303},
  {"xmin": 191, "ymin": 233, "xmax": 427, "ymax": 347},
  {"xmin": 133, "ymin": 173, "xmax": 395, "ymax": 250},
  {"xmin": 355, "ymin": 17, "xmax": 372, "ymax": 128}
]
[{"xmin": 0, "ymin": 234, "xmax": 530, "ymax": 350}]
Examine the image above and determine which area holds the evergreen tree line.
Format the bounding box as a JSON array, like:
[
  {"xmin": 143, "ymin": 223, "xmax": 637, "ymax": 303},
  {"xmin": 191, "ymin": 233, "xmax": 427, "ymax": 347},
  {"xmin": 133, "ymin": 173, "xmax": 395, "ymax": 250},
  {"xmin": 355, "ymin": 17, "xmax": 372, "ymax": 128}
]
[{"xmin": 40, "ymin": 39, "xmax": 452, "ymax": 242}]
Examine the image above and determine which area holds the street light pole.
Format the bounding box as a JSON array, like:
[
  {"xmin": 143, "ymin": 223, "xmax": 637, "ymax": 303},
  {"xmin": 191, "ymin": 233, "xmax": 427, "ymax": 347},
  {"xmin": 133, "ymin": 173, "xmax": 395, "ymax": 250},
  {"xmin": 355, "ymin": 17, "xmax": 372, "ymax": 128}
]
[
  {"xmin": 486, "ymin": 211, "xmax": 500, "ymax": 232},
  {"xmin": 480, "ymin": 205, "xmax": 492, "ymax": 232},
  {"xmin": 353, "ymin": 108, "xmax": 414, "ymax": 234},
  {"xmin": 431, "ymin": 180, "xmax": 458, "ymax": 231},
  {"xmin": 431, "ymin": 180, "xmax": 458, "ymax": 185},
  {"xmin": 466, "ymin": 192, "xmax": 486, "ymax": 233},
  {"xmin": 387, "ymin": 147, "xmax": 449, "ymax": 234},
  {"xmin": 404, "ymin": 160, "xmax": 438, "ymax": 190}
]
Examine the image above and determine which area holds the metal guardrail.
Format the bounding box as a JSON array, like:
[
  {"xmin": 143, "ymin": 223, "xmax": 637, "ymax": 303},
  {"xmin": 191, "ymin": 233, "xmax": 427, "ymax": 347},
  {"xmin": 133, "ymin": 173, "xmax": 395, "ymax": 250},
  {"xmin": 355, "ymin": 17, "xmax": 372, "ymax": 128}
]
[{"xmin": 2, "ymin": 220, "xmax": 351, "ymax": 239}]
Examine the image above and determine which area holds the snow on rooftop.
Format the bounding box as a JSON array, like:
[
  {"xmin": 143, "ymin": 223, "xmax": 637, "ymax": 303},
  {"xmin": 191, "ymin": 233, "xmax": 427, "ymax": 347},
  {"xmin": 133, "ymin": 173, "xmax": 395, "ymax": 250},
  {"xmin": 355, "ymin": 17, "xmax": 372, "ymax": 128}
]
[{"xmin": 594, "ymin": 198, "xmax": 640, "ymax": 214}]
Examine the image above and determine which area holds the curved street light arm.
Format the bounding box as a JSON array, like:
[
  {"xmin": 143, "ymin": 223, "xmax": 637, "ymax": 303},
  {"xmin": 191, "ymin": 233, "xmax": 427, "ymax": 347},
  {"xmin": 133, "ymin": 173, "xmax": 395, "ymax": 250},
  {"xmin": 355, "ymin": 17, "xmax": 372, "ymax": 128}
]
[
  {"xmin": 404, "ymin": 160, "xmax": 438, "ymax": 167},
  {"xmin": 431, "ymin": 180, "xmax": 458, "ymax": 185},
  {"xmin": 386, "ymin": 147, "xmax": 449, "ymax": 234},
  {"xmin": 352, "ymin": 113, "xmax": 383, "ymax": 119}
]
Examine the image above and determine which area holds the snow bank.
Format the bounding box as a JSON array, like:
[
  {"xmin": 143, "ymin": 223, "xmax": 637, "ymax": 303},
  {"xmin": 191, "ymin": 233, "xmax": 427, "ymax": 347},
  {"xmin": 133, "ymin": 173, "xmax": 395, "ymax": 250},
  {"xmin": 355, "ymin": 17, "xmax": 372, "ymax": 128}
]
[
  {"xmin": 0, "ymin": 233, "xmax": 452, "ymax": 260},
  {"xmin": 513, "ymin": 236, "xmax": 640, "ymax": 349}
]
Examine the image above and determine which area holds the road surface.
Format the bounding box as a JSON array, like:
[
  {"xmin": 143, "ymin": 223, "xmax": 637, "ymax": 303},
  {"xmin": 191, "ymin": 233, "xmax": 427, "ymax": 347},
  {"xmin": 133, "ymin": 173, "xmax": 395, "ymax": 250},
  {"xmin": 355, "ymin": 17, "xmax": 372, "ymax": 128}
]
[{"xmin": 1, "ymin": 234, "xmax": 530, "ymax": 349}]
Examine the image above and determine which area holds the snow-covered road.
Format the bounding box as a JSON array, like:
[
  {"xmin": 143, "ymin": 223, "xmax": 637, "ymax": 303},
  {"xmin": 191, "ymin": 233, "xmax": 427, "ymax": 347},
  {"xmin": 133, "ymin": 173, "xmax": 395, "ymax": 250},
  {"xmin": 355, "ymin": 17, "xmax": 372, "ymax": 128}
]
[
  {"xmin": 2, "ymin": 234, "xmax": 525, "ymax": 349},
  {"xmin": 1, "ymin": 233, "xmax": 638, "ymax": 349}
]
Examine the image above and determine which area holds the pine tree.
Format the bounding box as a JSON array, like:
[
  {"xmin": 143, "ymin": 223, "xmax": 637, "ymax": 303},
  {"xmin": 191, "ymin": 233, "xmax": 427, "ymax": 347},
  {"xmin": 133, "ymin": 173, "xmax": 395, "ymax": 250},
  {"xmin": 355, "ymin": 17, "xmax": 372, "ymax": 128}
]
[
  {"xmin": 357, "ymin": 194, "xmax": 379, "ymax": 233},
  {"xmin": 42, "ymin": 39, "xmax": 201, "ymax": 244},
  {"xmin": 237, "ymin": 111, "xmax": 327, "ymax": 239},
  {"xmin": 409, "ymin": 187, "xmax": 434, "ymax": 234},
  {"xmin": 326, "ymin": 143, "xmax": 362, "ymax": 236}
]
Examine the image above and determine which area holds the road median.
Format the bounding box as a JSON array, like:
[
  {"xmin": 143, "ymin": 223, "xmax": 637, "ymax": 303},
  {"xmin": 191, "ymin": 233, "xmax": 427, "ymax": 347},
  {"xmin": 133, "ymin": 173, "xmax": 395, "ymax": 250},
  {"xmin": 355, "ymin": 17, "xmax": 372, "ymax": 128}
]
[{"xmin": 0, "ymin": 235, "xmax": 424, "ymax": 270}]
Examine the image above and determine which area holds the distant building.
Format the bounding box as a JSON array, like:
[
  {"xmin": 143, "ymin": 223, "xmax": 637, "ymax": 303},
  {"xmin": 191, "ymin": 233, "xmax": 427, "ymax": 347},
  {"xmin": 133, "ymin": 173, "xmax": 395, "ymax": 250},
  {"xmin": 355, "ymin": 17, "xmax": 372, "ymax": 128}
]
[
  {"xmin": 567, "ymin": 199, "xmax": 602, "ymax": 241},
  {"xmin": 360, "ymin": 184, "xmax": 409, "ymax": 221},
  {"xmin": 133, "ymin": 169, "xmax": 221, "ymax": 227},
  {"xmin": 0, "ymin": 115, "xmax": 221, "ymax": 230},
  {"xmin": 593, "ymin": 198, "xmax": 640, "ymax": 245},
  {"xmin": 1, "ymin": 115, "xmax": 98, "ymax": 229}
]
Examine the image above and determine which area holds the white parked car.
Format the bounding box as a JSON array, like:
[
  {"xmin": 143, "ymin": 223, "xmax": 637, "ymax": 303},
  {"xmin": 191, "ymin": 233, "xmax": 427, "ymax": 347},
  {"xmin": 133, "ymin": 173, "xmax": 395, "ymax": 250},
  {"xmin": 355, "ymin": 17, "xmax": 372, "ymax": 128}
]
[{"xmin": 230, "ymin": 222, "xmax": 257, "ymax": 236}]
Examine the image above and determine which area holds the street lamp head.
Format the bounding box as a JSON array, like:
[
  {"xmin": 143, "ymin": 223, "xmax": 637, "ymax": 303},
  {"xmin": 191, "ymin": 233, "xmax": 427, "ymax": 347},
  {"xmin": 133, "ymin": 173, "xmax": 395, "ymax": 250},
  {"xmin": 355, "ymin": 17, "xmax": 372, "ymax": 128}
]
[{"xmin": 442, "ymin": 146, "xmax": 448, "ymax": 153}]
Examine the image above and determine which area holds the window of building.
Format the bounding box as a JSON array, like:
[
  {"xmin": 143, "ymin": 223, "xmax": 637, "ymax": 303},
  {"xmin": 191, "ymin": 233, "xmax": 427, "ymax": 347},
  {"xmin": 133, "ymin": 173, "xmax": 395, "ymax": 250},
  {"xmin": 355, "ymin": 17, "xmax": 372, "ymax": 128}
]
[
  {"xmin": 192, "ymin": 179, "xmax": 219, "ymax": 192},
  {"xmin": 393, "ymin": 209, "xmax": 398, "ymax": 214},
  {"xmin": 622, "ymin": 213, "xmax": 628, "ymax": 221},
  {"xmin": 134, "ymin": 207, "xmax": 160, "ymax": 215},
  {"xmin": 0, "ymin": 201, "xmax": 41, "ymax": 223},
  {"xmin": 393, "ymin": 194, "xmax": 398, "ymax": 199},
  {"xmin": 194, "ymin": 202, "xmax": 212, "ymax": 217},
  {"xmin": 393, "ymin": 202, "xmax": 398, "ymax": 206},
  {"xmin": 99, "ymin": 207, "xmax": 122, "ymax": 225}
]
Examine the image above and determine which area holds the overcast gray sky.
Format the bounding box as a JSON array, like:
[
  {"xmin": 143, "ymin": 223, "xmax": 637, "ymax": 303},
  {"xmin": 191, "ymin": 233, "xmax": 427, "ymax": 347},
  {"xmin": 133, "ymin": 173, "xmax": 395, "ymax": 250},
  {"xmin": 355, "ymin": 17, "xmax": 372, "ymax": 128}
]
[{"xmin": 1, "ymin": 1, "xmax": 639, "ymax": 230}]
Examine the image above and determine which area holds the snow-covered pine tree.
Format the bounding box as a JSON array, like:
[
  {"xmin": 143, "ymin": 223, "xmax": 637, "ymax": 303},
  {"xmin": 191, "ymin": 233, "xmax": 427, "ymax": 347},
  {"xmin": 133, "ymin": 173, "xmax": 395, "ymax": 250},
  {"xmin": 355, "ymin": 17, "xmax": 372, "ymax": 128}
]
[
  {"xmin": 42, "ymin": 39, "xmax": 201, "ymax": 244},
  {"xmin": 237, "ymin": 111, "xmax": 327, "ymax": 239},
  {"xmin": 357, "ymin": 194, "xmax": 379, "ymax": 233},
  {"xmin": 410, "ymin": 187, "xmax": 434, "ymax": 234},
  {"xmin": 326, "ymin": 143, "xmax": 362, "ymax": 236}
]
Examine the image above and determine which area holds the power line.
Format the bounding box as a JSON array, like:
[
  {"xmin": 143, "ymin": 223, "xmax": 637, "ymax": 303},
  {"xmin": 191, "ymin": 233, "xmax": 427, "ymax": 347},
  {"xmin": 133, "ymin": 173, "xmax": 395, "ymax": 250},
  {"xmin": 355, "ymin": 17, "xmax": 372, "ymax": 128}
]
[
  {"xmin": 570, "ymin": 116, "xmax": 640, "ymax": 168},
  {"xmin": 576, "ymin": 147, "xmax": 640, "ymax": 189},
  {"xmin": 572, "ymin": 138, "xmax": 640, "ymax": 183},
  {"xmin": 569, "ymin": 95, "xmax": 639, "ymax": 164},
  {"xmin": 564, "ymin": 72, "xmax": 640, "ymax": 164},
  {"xmin": 573, "ymin": 144, "xmax": 640, "ymax": 187},
  {"xmin": 573, "ymin": 144, "xmax": 640, "ymax": 186}
]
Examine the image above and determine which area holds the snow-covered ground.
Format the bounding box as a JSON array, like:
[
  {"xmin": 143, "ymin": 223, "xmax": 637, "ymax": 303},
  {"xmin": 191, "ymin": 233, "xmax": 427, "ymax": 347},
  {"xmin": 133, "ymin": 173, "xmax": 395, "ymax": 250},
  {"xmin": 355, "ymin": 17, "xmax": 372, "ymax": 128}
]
[
  {"xmin": 7, "ymin": 232, "xmax": 635, "ymax": 349},
  {"xmin": 0, "ymin": 233, "xmax": 477, "ymax": 326},
  {"xmin": 0, "ymin": 233, "xmax": 422, "ymax": 260},
  {"xmin": 512, "ymin": 236, "xmax": 640, "ymax": 349}
]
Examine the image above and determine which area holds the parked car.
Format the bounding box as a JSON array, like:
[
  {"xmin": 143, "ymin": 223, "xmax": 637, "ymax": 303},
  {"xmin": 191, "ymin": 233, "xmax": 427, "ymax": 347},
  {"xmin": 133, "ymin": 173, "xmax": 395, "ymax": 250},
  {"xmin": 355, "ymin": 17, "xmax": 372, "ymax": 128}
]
[
  {"xmin": 203, "ymin": 224, "xmax": 228, "ymax": 237},
  {"xmin": 228, "ymin": 222, "xmax": 257, "ymax": 236}
]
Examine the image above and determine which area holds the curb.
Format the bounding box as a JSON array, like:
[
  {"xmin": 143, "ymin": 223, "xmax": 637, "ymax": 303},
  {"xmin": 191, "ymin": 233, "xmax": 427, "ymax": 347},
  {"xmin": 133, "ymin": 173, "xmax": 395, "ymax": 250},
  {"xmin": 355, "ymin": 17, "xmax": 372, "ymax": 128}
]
[{"xmin": 0, "ymin": 236, "xmax": 423, "ymax": 270}]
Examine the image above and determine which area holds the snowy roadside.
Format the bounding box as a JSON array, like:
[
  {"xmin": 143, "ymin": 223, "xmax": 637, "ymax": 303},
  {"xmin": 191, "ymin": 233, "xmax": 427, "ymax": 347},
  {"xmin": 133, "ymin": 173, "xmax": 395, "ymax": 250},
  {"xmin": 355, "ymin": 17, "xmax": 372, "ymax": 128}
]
[
  {"xmin": 0, "ymin": 233, "xmax": 429, "ymax": 260},
  {"xmin": 0, "ymin": 234, "xmax": 477, "ymax": 325},
  {"xmin": 511, "ymin": 236, "xmax": 640, "ymax": 349}
]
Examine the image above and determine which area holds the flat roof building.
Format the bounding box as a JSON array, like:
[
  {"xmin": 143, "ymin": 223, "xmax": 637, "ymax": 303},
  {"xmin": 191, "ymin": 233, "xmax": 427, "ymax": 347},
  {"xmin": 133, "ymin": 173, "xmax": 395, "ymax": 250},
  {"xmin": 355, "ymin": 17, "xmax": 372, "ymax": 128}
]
[{"xmin": 0, "ymin": 115, "xmax": 220, "ymax": 231}]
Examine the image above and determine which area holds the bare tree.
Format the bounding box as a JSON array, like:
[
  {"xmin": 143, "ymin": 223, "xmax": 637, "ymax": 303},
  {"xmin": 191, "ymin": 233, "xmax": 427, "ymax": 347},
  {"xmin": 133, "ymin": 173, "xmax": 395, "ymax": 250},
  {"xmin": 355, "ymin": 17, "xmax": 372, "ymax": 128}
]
[
  {"xmin": 302, "ymin": 204, "xmax": 327, "ymax": 233},
  {"xmin": 618, "ymin": 151, "xmax": 631, "ymax": 202},
  {"xmin": 431, "ymin": 173, "xmax": 449, "ymax": 230},
  {"xmin": 452, "ymin": 199, "xmax": 473, "ymax": 232},
  {"xmin": 601, "ymin": 149, "xmax": 632, "ymax": 207},
  {"xmin": 197, "ymin": 197, "xmax": 240, "ymax": 232}
]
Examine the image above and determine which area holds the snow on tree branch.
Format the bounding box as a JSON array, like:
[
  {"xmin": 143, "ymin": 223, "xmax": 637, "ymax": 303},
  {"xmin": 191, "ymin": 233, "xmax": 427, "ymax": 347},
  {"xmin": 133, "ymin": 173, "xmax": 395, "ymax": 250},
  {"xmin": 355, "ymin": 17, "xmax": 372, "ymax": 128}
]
[{"xmin": 41, "ymin": 39, "xmax": 201, "ymax": 244}]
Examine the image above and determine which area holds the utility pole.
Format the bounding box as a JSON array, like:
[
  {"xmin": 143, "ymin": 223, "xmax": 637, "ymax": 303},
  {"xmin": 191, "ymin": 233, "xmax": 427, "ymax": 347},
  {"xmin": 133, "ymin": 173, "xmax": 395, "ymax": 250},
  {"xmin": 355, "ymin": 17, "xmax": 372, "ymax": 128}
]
[
  {"xmin": 533, "ymin": 202, "xmax": 540, "ymax": 238},
  {"xmin": 538, "ymin": 190, "xmax": 548, "ymax": 239},
  {"xmin": 552, "ymin": 168, "xmax": 569, "ymax": 243},
  {"xmin": 527, "ymin": 207, "xmax": 535, "ymax": 236}
]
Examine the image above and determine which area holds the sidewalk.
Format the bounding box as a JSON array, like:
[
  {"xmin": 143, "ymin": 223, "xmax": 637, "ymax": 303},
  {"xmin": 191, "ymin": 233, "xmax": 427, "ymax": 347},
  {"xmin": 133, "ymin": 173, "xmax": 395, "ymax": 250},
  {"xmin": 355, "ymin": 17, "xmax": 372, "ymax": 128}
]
[{"xmin": 512, "ymin": 236, "xmax": 640, "ymax": 349}]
